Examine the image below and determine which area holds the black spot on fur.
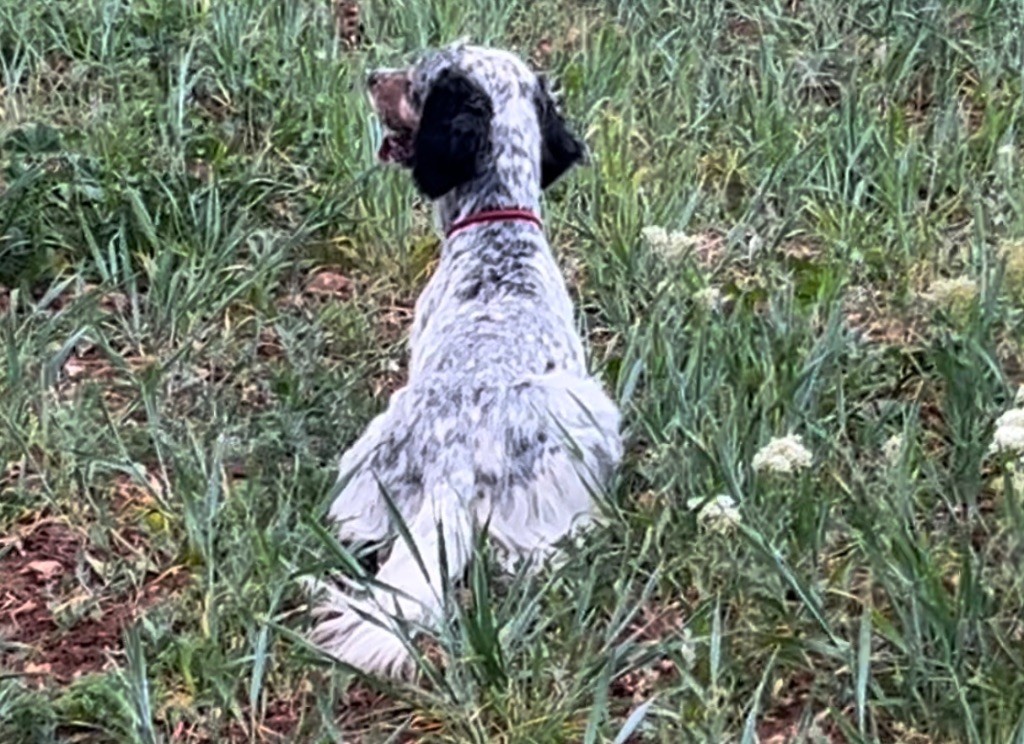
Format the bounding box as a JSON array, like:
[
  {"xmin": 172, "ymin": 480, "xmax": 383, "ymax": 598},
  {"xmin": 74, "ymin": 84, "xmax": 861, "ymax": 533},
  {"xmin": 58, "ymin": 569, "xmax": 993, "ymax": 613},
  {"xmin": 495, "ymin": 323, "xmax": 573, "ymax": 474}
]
[
  {"xmin": 534, "ymin": 76, "xmax": 585, "ymax": 189},
  {"xmin": 412, "ymin": 69, "xmax": 494, "ymax": 198},
  {"xmin": 511, "ymin": 435, "xmax": 536, "ymax": 459},
  {"xmin": 402, "ymin": 469, "xmax": 423, "ymax": 488},
  {"xmin": 458, "ymin": 280, "xmax": 482, "ymax": 300}
]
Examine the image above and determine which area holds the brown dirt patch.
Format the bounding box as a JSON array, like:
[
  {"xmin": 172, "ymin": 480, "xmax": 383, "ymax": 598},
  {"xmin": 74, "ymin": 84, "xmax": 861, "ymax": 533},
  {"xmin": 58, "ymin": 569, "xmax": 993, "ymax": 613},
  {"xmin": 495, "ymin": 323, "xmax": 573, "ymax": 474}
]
[
  {"xmin": 0, "ymin": 518, "xmax": 187, "ymax": 683},
  {"xmin": 304, "ymin": 269, "xmax": 355, "ymax": 301},
  {"xmin": 275, "ymin": 267, "xmax": 357, "ymax": 311},
  {"xmin": 755, "ymin": 670, "xmax": 850, "ymax": 743},
  {"xmin": 610, "ymin": 601, "xmax": 686, "ymax": 704},
  {"xmin": 842, "ymin": 285, "xmax": 928, "ymax": 348},
  {"xmin": 757, "ymin": 706, "xmax": 848, "ymax": 743},
  {"xmin": 336, "ymin": 683, "xmax": 411, "ymax": 738},
  {"xmin": 184, "ymin": 698, "xmax": 303, "ymax": 744},
  {"xmin": 178, "ymin": 682, "xmax": 416, "ymax": 743}
]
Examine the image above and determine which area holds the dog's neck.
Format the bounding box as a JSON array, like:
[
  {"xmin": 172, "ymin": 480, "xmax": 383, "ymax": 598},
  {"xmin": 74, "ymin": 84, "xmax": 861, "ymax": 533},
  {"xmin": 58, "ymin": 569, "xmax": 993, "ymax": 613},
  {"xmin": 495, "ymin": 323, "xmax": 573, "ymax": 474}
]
[
  {"xmin": 446, "ymin": 208, "xmax": 543, "ymax": 239},
  {"xmin": 434, "ymin": 166, "xmax": 542, "ymax": 236},
  {"xmin": 434, "ymin": 102, "xmax": 544, "ymax": 236}
]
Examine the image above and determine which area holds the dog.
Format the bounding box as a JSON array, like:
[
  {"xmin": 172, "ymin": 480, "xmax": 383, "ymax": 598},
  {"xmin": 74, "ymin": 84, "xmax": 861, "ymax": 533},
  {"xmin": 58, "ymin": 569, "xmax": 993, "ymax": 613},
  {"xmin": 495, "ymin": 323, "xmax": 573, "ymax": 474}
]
[{"xmin": 309, "ymin": 42, "xmax": 622, "ymax": 678}]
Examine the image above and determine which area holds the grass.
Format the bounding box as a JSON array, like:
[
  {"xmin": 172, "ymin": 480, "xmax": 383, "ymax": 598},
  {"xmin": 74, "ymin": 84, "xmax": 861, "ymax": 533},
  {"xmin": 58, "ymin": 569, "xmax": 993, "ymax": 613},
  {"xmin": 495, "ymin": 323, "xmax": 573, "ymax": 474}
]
[{"xmin": 2, "ymin": 0, "xmax": 1024, "ymax": 741}]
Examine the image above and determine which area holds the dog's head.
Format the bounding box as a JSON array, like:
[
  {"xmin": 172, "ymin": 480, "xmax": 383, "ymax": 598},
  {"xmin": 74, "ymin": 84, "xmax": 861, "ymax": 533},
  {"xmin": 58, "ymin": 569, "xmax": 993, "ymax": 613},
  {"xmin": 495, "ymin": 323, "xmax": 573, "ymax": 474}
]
[{"xmin": 367, "ymin": 43, "xmax": 585, "ymax": 199}]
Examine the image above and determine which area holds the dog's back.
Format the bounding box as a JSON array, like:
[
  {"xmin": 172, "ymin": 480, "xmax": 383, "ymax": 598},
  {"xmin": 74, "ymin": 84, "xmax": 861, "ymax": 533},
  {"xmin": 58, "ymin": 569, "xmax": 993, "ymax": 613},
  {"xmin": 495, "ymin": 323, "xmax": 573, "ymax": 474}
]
[{"xmin": 410, "ymin": 221, "xmax": 585, "ymax": 382}]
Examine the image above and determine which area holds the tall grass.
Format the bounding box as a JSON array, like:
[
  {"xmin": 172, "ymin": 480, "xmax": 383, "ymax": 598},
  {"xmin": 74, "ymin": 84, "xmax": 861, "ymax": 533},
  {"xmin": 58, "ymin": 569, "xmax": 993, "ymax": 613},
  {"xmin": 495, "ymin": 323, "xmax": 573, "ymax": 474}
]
[{"xmin": 2, "ymin": 0, "xmax": 1024, "ymax": 741}]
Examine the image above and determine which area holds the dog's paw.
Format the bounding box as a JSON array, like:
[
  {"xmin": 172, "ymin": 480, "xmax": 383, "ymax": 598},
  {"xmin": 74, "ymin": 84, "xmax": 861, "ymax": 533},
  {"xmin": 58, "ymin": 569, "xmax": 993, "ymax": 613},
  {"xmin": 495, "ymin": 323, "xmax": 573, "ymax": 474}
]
[
  {"xmin": 311, "ymin": 609, "xmax": 417, "ymax": 678},
  {"xmin": 307, "ymin": 582, "xmax": 419, "ymax": 679}
]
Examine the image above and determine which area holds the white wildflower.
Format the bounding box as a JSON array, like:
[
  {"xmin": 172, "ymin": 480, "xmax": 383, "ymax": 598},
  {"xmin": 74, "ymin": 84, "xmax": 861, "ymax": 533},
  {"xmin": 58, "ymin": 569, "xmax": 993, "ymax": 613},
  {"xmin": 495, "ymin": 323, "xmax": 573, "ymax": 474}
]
[
  {"xmin": 989, "ymin": 408, "xmax": 1024, "ymax": 455},
  {"xmin": 881, "ymin": 434, "xmax": 904, "ymax": 465},
  {"xmin": 641, "ymin": 225, "xmax": 699, "ymax": 260},
  {"xmin": 694, "ymin": 286, "xmax": 722, "ymax": 312},
  {"xmin": 689, "ymin": 494, "xmax": 742, "ymax": 532},
  {"xmin": 997, "ymin": 143, "xmax": 1016, "ymax": 168},
  {"xmin": 640, "ymin": 225, "xmax": 669, "ymax": 249},
  {"xmin": 678, "ymin": 625, "xmax": 697, "ymax": 667},
  {"xmin": 1014, "ymin": 385, "xmax": 1024, "ymax": 407},
  {"xmin": 996, "ymin": 409, "xmax": 1024, "ymax": 429},
  {"xmin": 752, "ymin": 434, "xmax": 813, "ymax": 474}
]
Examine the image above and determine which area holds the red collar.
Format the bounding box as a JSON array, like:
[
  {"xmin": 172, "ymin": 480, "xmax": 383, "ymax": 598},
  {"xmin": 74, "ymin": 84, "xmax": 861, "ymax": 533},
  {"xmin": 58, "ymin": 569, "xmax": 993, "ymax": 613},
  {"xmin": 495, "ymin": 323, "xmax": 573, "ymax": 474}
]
[{"xmin": 446, "ymin": 208, "xmax": 543, "ymax": 238}]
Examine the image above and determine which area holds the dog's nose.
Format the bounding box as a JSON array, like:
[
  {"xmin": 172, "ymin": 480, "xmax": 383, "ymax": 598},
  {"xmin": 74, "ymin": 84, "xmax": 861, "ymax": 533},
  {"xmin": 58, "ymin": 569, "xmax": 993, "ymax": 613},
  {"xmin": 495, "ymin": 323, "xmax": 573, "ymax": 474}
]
[{"xmin": 366, "ymin": 71, "xmax": 381, "ymax": 89}]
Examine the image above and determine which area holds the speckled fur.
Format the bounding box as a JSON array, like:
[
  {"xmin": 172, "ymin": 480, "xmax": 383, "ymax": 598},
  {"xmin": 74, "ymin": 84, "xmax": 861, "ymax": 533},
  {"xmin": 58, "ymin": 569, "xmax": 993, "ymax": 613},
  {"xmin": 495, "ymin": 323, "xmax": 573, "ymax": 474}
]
[{"xmin": 309, "ymin": 43, "xmax": 622, "ymax": 677}]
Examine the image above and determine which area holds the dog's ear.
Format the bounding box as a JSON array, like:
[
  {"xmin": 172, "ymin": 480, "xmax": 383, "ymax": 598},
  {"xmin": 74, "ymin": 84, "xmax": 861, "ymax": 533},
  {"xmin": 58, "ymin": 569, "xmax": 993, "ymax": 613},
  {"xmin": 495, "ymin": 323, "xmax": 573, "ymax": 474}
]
[
  {"xmin": 411, "ymin": 68, "xmax": 493, "ymax": 199},
  {"xmin": 535, "ymin": 76, "xmax": 585, "ymax": 189}
]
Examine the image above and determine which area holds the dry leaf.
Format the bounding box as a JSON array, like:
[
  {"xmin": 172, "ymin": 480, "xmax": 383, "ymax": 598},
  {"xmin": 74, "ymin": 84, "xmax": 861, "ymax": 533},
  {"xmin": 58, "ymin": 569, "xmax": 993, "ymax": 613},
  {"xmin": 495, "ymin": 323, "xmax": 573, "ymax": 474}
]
[
  {"xmin": 305, "ymin": 269, "xmax": 353, "ymax": 299},
  {"xmin": 22, "ymin": 560, "xmax": 63, "ymax": 580}
]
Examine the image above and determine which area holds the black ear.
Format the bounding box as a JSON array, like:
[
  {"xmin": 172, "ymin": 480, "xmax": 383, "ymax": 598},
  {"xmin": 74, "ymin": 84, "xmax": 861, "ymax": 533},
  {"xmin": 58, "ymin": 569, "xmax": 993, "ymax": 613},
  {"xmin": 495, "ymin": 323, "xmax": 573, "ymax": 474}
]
[
  {"xmin": 535, "ymin": 77, "xmax": 585, "ymax": 189},
  {"xmin": 411, "ymin": 69, "xmax": 493, "ymax": 199}
]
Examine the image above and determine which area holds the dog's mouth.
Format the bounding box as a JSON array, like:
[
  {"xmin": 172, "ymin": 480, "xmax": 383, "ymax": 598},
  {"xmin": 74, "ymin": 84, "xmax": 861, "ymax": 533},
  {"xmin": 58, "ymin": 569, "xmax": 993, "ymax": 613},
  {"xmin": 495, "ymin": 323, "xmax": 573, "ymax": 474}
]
[
  {"xmin": 368, "ymin": 70, "xmax": 418, "ymax": 166},
  {"xmin": 378, "ymin": 128, "xmax": 415, "ymax": 164}
]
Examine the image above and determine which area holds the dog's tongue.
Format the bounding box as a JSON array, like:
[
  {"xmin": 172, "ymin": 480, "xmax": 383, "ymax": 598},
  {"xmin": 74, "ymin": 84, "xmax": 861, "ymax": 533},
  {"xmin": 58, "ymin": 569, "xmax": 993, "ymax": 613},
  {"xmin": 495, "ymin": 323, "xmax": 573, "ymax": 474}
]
[
  {"xmin": 378, "ymin": 135, "xmax": 397, "ymax": 162},
  {"xmin": 378, "ymin": 133, "xmax": 412, "ymax": 164}
]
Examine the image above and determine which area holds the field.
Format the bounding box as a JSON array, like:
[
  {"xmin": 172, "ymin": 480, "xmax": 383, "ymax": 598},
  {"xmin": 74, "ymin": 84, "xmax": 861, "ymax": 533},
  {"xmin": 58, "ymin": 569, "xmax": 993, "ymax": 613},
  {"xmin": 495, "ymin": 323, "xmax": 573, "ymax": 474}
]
[{"xmin": 3, "ymin": 0, "xmax": 1024, "ymax": 741}]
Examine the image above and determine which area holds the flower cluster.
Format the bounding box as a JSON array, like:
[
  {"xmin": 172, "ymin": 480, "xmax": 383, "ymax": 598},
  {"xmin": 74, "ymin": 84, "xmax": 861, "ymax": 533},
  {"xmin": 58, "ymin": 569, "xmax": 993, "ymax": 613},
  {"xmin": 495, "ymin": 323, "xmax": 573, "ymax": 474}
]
[
  {"xmin": 689, "ymin": 494, "xmax": 742, "ymax": 532},
  {"xmin": 693, "ymin": 286, "xmax": 723, "ymax": 312},
  {"xmin": 752, "ymin": 434, "xmax": 813, "ymax": 474},
  {"xmin": 641, "ymin": 225, "xmax": 699, "ymax": 260},
  {"xmin": 882, "ymin": 434, "xmax": 904, "ymax": 465},
  {"xmin": 989, "ymin": 408, "xmax": 1024, "ymax": 456}
]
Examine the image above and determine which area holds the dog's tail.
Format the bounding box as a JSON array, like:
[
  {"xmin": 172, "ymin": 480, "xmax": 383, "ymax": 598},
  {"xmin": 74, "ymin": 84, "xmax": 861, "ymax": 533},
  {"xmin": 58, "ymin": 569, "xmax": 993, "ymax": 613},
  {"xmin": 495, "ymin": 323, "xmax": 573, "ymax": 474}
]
[{"xmin": 310, "ymin": 459, "xmax": 476, "ymax": 677}]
